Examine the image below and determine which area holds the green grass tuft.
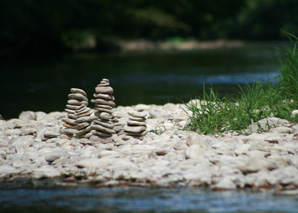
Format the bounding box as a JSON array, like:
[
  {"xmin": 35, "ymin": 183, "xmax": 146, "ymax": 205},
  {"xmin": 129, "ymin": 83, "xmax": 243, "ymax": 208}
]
[{"xmin": 185, "ymin": 32, "xmax": 298, "ymax": 135}]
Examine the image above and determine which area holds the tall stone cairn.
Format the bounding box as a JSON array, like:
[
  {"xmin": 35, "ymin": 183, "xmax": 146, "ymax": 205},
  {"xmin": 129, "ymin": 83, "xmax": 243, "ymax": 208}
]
[
  {"xmin": 61, "ymin": 88, "xmax": 88, "ymax": 138},
  {"xmin": 123, "ymin": 111, "xmax": 147, "ymax": 140},
  {"xmin": 74, "ymin": 105, "xmax": 96, "ymax": 139},
  {"xmin": 91, "ymin": 79, "xmax": 116, "ymax": 142}
]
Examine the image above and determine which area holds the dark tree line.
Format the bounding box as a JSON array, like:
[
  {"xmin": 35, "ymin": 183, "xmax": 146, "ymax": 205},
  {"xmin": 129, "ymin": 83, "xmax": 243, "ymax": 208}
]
[{"xmin": 0, "ymin": 0, "xmax": 297, "ymax": 56}]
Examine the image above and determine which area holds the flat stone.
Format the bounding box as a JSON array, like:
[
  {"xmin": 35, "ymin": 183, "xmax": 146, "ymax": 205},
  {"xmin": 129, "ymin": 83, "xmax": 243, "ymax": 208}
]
[
  {"xmin": 65, "ymin": 109, "xmax": 75, "ymax": 114},
  {"xmin": 124, "ymin": 125, "xmax": 146, "ymax": 133},
  {"xmin": 269, "ymin": 127, "xmax": 294, "ymax": 134},
  {"xmin": 93, "ymin": 120, "xmax": 114, "ymax": 129},
  {"xmin": 43, "ymin": 131, "xmax": 60, "ymax": 138},
  {"xmin": 62, "ymin": 128, "xmax": 77, "ymax": 135},
  {"xmin": 62, "ymin": 118, "xmax": 76, "ymax": 125},
  {"xmin": 67, "ymin": 100, "xmax": 88, "ymax": 106},
  {"xmin": 95, "ymin": 104, "xmax": 112, "ymax": 109},
  {"xmin": 75, "ymin": 115, "xmax": 97, "ymax": 123},
  {"xmin": 93, "ymin": 93, "xmax": 114, "ymax": 100},
  {"xmin": 127, "ymin": 120, "xmax": 146, "ymax": 126},
  {"xmin": 94, "ymin": 108, "xmax": 113, "ymax": 114},
  {"xmin": 33, "ymin": 165, "xmax": 61, "ymax": 179},
  {"xmin": 95, "ymin": 86, "xmax": 113, "ymax": 94},
  {"xmin": 0, "ymin": 165, "xmax": 19, "ymax": 176},
  {"xmin": 93, "ymin": 131, "xmax": 112, "ymax": 137},
  {"xmin": 70, "ymin": 88, "xmax": 87, "ymax": 96},
  {"xmin": 128, "ymin": 111, "xmax": 147, "ymax": 118},
  {"xmin": 91, "ymin": 99, "xmax": 116, "ymax": 107},
  {"xmin": 93, "ymin": 124, "xmax": 116, "ymax": 134},
  {"xmin": 114, "ymin": 125, "xmax": 123, "ymax": 132},
  {"xmin": 66, "ymin": 104, "xmax": 83, "ymax": 110},
  {"xmin": 76, "ymin": 111, "xmax": 92, "ymax": 118},
  {"xmin": 75, "ymin": 126, "xmax": 92, "ymax": 136},
  {"xmin": 98, "ymin": 112, "xmax": 113, "ymax": 120},
  {"xmin": 75, "ymin": 105, "xmax": 90, "ymax": 113},
  {"xmin": 67, "ymin": 114, "xmax": 77, "ymax": 119},
  {"xmin": 63, "ymin": 122, "xmax": 75, "ymax": 129},
  {"xmin": 68, "ymin": 93, "xmax": 88, "ymax": 102},
  {"xmin": 76, "ymin": 122, "xmax": 90, "ymax": 130},
  {"xmin": 129, "ymin": 117, "xmax": 146, "ymax": 122}
]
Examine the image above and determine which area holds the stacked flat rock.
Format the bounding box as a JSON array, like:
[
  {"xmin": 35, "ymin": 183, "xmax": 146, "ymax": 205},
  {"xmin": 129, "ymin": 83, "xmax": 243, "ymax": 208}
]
[
  {"xmin": 91, "ymin": 79, "xmax": 116, "ymax": 140},
  {"xmin": 74, "ymin": 105, "xmax": 96, "ymax": 139},
  {"xmin": 62, "ymin": 88, "xmax": 88, "ymax": 138},
  {"xmin": 123, "ymin": 111, "xmax": 147, "ymax": 138}
]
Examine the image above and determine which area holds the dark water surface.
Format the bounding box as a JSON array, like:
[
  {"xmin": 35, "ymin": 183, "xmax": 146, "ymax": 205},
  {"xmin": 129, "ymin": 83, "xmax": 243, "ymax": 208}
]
[
  {"xmin": 1, "ymin": 42, "xmax": 282, "ymax": 119},
  {"xmin": 0, "ymin": 186, "xmax": 298, "ymax": 212}
]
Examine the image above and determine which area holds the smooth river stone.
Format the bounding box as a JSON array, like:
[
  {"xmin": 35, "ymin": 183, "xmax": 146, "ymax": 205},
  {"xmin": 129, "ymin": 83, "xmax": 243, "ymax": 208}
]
[
  {"xmin": 129, "ymin": 117, "xmax": 146, "ymax": 122},
  {"xmin": 128, "ymin": 111, "xmax": 147, "ymax": 118},
  {"xmin": 76, "ymin": 111, "xmax": 92, "ymax": 118},
  {"xmin": 99, "ymin": 112, "xmax": 113, "ymax": 120},
  {"xmin": 67, "ymin": 100, "xmax": 88, "ymax": 106},
  {"xmin": 93, "ymin": 120, "xmax": 114, "ymax": 129},
  {"xmin": 65, "ymin": 109, "xmax": 75, "ymax": 114},
  {"xmin": 67, "ymin": 114, "xmax": 77, "ymax": 119},
  {"xmin": 76, "ymin": 126, "xmax": 92, "ymax": 136},
  {"xmin": 76, "ymin": 122, "xmax": 90, "ymax": 130},
  {"xmin": 75, "ymin": 115, "xmax": 97, "ymax": 123},
  {"xmin": 66, "ymin": 104, "xmax": 83, "ymax": 110},
  {"xmin": 126, "ymin": 130, "xmax": 147, "ymax": 136},
  {"xmin": 62, "ymin": 128, "xmax": 77, "ymax": 135},
  {"xmin": 93, "ymin": 124, "xmax": 116, "ymax": 134},
  {"xmin": 93, "ymin": 131, "xmax": 112, "ymax": 137},
  {"xmin": 127, "ymin": 120, "xmax": 146, "ymax": 126},
  {"xmin": 63, "ymin": 122, "xmax": 75, "ymax": 129},
  {"xmin": 76, "ymin": 106, "xmax": 91, "ymax": 114},
  {"xmin": 91, "ymin": 99, "xmax": 116, "ymax": 107},
  {"xmin": 124, "ymin": 125, "xmax": 146, "ymax": 133},
  {"xmin": 93, "ymin": 93, "xmax": 114, "ymax": 100},
  {"xmin": 68, "ymin": 93, "xmax": 88, "ymax": 102},
  {"xmin": 94, "ymin": 104, "xmax": 112, "ymax": 109},
  {"xmin": 62, "ymin": 118, "xmax": 76, "ymax": 125},
  {"xmin": 94, "ymin": 108, "xmax": 112, "ymax": 114},
  {"xmin": 95, "ymin": 86, "xmax": 113, "ymax": 94},
  {"xmin": 70, "ymin": 88, "xmax": 87, "ymax": 96}
]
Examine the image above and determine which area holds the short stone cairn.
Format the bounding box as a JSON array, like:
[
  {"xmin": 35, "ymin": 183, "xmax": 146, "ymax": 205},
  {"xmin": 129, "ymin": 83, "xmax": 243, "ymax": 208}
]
[
  {"xmin": 74, "ymin": 105, "xmax": 96, "ymax": 139},
  {"xmin": 61, "ymin": 88, "xmax": 88, "ymax": 138},
  {"xmin": 91, "ymin": 79, "xmax": 116, "ymax": 142},
  {"xmin": 123, "ymin": 111, "xmax": 147, "ymax": 139}
]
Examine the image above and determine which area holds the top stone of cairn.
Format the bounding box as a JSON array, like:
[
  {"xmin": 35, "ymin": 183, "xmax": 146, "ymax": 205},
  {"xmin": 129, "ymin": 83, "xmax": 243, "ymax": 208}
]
[{"xmin": 95, "ymin": 79, "xmax": 113, "ymax": 94}]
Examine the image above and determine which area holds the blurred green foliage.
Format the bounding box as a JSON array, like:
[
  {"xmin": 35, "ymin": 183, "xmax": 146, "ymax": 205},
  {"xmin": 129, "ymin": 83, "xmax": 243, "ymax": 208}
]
[{"xmin": 0, "ymin": 0, "xmax": 297, "ymax": 56}]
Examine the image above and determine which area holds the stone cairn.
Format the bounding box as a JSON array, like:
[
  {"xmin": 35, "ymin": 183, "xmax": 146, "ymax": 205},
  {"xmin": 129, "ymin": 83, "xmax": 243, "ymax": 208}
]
[
  {"xmin": 74, "ymin": 104, "xmax": 96, "ymax": 139},
  {"xmin": 61, "ymin": 88, "xmax": 88, "ymax": 138},
  {"xmin": 91, "ymin": 79, "xmax": 116, "ymax": 142},
  {"xmin": 123, "ymin": 111, "xmax": 147, "ymax": 139}
]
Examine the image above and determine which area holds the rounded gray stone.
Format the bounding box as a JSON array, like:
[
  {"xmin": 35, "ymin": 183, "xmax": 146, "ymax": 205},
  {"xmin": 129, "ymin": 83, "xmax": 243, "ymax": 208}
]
[
  {"xmin": 68, "ymin": 93, "xmax": 88, "ymax": 102},
  {"xmin": 95, "ymin": 86, "xmax": 113, "ymax": 94},
  {"xmin": 70, "ymin": 88, "xmax": 87, "ymax": 96},
  {"xmin": 93, "ymin": 124, "xmax": 116, "ymax": 134},
  {"xmin": 128, "ymin": 111, "xmax": 147, "ymax": 118}
]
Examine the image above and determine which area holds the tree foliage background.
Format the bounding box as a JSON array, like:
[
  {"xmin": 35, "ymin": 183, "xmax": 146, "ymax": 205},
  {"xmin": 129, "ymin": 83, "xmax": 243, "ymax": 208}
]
[{"xmin": 1, "ymin": 0, "xmax": 297, "ymax": 56}]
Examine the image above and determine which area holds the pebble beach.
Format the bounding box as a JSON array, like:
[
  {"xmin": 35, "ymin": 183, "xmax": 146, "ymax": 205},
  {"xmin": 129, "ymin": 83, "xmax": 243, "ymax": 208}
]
[{"xmin": 1, "ymin": 101, "xmax": 298, "ymax": 195}]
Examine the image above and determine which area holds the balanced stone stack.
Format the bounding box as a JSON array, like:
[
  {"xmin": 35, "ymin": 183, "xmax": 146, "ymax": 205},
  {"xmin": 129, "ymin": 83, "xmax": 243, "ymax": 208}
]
[
  {"xmin": 74, "ymin": 105, "xmax": 96, "ymax": 139},
  {"xmin": 61, "ymin": 88, "xmax": 88, "ymax": 138},
  {"xmin": 91, "ymin": 79, "xmax": 116, "ymax": 141},
  {"xmin": 123, "ymin": 111, "xmax": 147, "ymax": 139}
]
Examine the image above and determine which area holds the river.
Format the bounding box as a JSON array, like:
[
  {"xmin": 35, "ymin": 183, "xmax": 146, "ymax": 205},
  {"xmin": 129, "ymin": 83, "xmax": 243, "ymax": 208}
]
[{"xmin": 1, "ymin": 42, "xmax": 283, "ymax": 119}]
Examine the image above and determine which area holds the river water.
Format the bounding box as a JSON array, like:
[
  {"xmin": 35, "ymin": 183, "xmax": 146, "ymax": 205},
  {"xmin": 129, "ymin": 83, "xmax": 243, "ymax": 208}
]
[
  {"xmin": 1, "ymin": 186, "xmax": 298, "ymax": 212},
  {"xmin": 1, "ymin": 42, "xmax": 283, "ymax": 119}
]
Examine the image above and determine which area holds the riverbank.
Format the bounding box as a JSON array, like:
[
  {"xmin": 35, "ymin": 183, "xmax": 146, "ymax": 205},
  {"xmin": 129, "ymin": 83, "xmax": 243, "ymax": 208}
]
[{"xmin": 0, "ymin": 102, "xmax": 297, "ymax": 194}]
